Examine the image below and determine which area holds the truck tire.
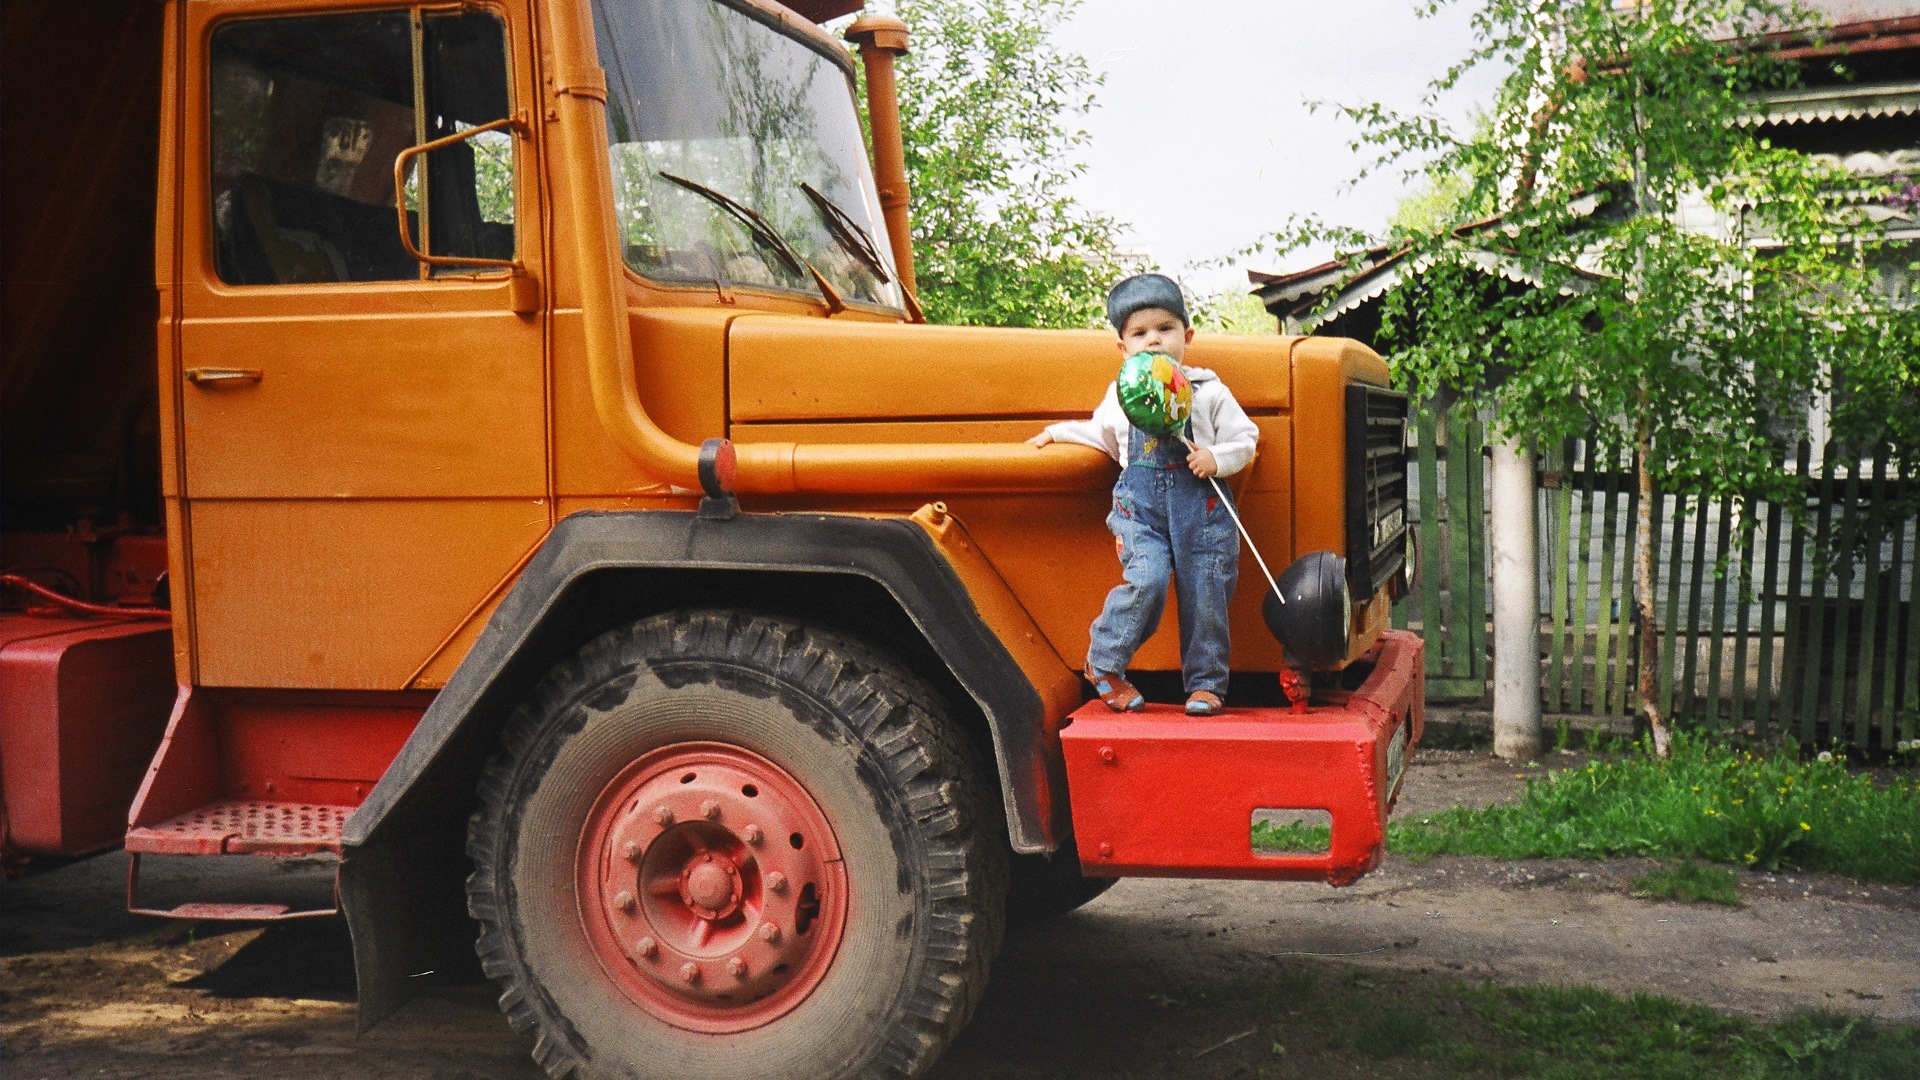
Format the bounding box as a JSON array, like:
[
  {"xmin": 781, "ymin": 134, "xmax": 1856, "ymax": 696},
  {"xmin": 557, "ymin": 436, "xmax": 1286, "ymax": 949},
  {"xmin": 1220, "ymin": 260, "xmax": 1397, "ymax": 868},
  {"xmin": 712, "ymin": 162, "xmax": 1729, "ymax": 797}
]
[
  {"xmin": 1006, "ymin": 851, "xmax": 1115, "ymax": 923},
  {"xmin": 466, "ymin": 610, "xmax": 1006, "ymax": 1080}
]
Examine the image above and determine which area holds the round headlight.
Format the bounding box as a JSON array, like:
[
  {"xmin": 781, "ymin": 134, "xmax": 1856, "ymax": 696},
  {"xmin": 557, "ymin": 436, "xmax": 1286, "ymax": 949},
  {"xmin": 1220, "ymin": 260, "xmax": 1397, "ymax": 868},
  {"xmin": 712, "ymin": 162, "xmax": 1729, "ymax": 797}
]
[{"xmin": 1261, "ymin": 550, "xmax": 1351, "ymax": 671}]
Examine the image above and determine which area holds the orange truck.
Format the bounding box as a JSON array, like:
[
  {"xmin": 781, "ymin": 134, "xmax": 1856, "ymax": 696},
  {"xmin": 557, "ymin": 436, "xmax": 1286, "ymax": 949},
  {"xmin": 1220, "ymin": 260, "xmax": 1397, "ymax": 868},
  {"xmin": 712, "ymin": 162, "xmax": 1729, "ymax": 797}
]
[{"xmin": 0, "ymin": 0, "xmax": 1423, "ymax": 1075}]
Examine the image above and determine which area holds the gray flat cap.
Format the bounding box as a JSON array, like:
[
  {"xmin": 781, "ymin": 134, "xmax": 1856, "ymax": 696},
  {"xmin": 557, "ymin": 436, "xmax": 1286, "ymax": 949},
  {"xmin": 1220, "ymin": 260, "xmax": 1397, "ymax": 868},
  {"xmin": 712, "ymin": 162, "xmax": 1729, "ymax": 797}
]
[{"xmin": 1106, "ymin": 272, "xmax": 1189, "ymax": 330}]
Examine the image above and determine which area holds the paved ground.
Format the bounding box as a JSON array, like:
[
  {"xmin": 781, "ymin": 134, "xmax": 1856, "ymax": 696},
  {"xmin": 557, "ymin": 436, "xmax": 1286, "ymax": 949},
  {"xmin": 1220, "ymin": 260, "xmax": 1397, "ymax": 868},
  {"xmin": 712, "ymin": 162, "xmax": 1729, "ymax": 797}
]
[{"xmin": 4, "ymin": 749, "xmax": 1915, "ymax": 1079}]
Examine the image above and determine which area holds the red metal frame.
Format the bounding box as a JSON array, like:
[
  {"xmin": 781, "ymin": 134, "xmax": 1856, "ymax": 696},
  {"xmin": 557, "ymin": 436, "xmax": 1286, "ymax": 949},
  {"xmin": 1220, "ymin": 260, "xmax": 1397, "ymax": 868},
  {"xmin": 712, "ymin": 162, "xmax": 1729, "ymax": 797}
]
[{"xmin": 1060, "ymin": 630, "xmax": 1424, "ymax": 885}]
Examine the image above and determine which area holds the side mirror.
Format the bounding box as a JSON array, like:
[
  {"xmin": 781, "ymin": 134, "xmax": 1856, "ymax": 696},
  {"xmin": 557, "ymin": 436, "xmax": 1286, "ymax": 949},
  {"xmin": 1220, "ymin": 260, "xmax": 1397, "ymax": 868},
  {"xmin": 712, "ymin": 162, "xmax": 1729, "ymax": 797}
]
[{"xmin": 392, "ymin": 116, "xmax": 526, "ymax": 272}]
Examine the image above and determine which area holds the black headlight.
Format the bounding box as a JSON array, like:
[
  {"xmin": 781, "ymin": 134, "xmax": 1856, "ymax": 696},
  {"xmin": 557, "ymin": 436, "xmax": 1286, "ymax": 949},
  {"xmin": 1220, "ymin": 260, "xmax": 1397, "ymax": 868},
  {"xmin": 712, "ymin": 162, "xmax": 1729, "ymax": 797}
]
[{"xmin": 1261, "ymin": 550, "xmax": 1351, "ymax": 671}]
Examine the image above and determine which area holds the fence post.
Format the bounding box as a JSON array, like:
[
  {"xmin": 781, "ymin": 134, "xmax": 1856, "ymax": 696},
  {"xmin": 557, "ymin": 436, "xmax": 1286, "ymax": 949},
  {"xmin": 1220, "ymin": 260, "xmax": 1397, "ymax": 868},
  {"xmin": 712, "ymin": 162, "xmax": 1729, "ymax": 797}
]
[{"xmin": 1490, "ymin": 433, "xmax": 1541, "ymax": 758}]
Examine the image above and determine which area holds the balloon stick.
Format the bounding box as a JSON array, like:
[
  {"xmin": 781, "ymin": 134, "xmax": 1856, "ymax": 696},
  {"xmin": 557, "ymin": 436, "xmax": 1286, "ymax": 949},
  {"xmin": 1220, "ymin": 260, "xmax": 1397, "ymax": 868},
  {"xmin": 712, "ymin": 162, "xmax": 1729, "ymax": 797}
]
[{"xmin": 1181, "ymin": 435, "xmax": 1282, "ymax": 605}]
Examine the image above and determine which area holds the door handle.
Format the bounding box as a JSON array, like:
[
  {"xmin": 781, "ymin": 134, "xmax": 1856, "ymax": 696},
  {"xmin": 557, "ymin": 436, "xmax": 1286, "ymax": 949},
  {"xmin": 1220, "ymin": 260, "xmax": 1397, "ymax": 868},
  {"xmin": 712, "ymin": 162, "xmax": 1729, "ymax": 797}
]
[{"xmin": 184, "ymin": 368, "xmax": 263, "ymax": 386}]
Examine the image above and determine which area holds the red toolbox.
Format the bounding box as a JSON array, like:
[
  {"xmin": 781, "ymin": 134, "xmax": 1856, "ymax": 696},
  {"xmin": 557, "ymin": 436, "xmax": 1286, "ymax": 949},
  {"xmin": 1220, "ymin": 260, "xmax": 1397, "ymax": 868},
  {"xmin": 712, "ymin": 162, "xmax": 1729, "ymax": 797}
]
[{"xmin": 0, "ymin": 614, "xmax": 176, "ymax": 857}]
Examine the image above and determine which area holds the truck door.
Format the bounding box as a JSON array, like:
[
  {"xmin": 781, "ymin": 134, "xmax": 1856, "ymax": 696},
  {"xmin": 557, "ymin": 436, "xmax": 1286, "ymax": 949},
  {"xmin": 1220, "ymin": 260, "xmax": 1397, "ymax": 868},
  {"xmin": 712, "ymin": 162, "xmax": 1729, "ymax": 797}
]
[{"xmin": 172, "ymin": 2, "xmax": 548, "ymax": 689}]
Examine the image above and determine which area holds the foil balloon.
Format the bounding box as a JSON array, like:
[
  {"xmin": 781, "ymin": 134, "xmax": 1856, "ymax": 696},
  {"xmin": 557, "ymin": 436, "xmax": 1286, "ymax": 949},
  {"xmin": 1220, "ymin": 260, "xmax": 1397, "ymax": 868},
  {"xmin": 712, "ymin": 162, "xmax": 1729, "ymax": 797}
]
[{"xmin": 1115, "ymin": 350, "xmax": 1192, "ymax": 436}]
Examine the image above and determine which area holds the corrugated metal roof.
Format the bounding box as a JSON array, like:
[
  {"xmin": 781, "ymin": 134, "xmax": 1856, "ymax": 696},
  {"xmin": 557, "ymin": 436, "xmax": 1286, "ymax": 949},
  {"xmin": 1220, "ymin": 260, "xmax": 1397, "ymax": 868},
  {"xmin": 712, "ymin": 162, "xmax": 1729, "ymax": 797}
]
[{"xmin": 1751, "ymin": 81, "xmax": 1920, "ymax": 125}]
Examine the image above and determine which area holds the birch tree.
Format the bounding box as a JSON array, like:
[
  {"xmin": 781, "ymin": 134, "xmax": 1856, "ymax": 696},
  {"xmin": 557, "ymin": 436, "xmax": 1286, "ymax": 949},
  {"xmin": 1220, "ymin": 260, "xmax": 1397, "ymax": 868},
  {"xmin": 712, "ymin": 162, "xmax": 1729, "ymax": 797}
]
[{"xmin": 1277, "ymin": 0, "xmax": 1914, "ymax": 755}]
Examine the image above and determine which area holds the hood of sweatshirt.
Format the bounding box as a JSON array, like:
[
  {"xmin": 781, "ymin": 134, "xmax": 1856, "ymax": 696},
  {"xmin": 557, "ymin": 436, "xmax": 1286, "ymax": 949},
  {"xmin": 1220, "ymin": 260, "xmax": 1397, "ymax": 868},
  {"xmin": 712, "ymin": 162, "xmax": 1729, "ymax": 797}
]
[{"xmin": 1181, "ymin": 365, "xmax": 1220, "ymax": 383}]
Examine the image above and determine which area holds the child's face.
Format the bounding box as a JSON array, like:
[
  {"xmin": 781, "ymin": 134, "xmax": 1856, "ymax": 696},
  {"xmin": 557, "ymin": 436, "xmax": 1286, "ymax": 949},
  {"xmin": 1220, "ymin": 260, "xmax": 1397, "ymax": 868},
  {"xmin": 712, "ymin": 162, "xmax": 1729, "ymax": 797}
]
[{"xmin": 1117, "ymin": 306, "xmax": 1195, "ymax": 362}]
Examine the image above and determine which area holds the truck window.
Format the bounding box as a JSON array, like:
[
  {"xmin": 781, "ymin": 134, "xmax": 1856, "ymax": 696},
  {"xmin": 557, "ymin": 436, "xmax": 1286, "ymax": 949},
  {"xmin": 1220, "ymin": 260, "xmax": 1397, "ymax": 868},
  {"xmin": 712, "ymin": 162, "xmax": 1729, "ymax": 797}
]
[
  {"xmin": 209, "ymin": 9, "xmax": 515, "ymax": 286},
  {"xmin": 594, "ymin": 0, "xmax": 903, "ymax": 310}
]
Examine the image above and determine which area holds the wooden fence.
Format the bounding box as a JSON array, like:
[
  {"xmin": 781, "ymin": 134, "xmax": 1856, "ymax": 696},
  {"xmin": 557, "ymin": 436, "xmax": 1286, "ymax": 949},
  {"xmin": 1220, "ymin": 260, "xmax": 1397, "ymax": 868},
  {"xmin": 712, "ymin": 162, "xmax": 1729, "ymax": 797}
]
[{"xmin": 1390, "ymin": 403, "xmax": 1919, "ymax": 751}]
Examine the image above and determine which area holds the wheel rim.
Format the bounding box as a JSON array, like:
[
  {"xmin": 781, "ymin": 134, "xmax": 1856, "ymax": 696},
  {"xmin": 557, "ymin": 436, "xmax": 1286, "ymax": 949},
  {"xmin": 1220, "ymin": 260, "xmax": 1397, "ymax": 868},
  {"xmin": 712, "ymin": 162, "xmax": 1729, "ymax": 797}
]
[{"xmin": 577, "ymin": 742, "xmax": 848, "ymax": 1033}]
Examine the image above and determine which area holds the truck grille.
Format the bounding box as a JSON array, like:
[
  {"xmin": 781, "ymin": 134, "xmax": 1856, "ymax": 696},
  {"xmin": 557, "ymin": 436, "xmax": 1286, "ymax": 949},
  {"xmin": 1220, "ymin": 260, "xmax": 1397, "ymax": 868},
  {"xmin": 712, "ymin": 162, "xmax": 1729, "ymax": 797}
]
[{"xmin": 1344, "ymin": 384, "xmax": 1409, "ymax": 597}]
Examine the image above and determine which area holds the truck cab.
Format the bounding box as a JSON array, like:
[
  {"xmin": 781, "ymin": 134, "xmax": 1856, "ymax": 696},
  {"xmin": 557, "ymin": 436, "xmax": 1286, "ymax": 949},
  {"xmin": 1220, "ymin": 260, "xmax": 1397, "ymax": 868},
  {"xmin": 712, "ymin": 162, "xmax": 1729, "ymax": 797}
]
[{"xmin": 0, "ymin": 1, "xmax": 1423, "ymax": 1077}]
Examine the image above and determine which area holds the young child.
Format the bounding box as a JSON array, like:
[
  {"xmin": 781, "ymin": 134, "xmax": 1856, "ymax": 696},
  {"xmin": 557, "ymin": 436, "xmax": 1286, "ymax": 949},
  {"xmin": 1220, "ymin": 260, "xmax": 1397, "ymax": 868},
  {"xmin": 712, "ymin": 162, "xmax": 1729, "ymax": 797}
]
[{"xmin": 1028, "ymin": 274, "xmax": 1259, "ymax": 716}]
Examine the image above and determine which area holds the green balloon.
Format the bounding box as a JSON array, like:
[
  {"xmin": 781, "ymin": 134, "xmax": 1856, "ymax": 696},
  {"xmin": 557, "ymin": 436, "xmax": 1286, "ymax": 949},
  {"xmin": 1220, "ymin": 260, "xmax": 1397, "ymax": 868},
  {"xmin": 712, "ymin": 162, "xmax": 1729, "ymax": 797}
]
[{"xmin": 1116, "ymin": 351, "xmax": 1193, "ymax": 437}]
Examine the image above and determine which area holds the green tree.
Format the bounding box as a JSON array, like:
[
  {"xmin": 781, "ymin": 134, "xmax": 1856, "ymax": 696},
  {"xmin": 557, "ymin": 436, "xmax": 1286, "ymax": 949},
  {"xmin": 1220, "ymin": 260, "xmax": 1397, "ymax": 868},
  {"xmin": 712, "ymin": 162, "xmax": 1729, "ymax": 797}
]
[
  {"xmin": 1191, "ymin": 288, "xmax": 1278, "ymax": 335},
  {"xmin": 877, "ymin": 0, "xmax": 1124, "ymax": 327},
  {"xmin": 1271, "ymin": 0, "xmax": 1914, "ymax": 754}
]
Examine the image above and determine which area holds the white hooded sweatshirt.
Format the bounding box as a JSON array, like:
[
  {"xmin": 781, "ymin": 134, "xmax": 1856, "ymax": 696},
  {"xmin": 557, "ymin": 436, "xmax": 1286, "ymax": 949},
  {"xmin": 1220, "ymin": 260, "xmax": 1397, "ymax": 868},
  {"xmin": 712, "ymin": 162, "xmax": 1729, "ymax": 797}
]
[{"xmin": 1042, "ymin": 366, "xmax": 1260, "ymax": 477}]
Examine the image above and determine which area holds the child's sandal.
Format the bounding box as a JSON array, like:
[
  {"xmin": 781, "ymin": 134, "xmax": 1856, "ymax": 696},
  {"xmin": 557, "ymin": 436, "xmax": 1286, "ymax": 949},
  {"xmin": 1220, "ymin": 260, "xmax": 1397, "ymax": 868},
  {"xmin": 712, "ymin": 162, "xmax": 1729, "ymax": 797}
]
[
  {"xmin": 1085, "ymin": 666, "xmax": 1145, "ymax": 712},
  {"xmin": 1185, "ymin": 690, "xmax": 1224, "ymax": 717}
]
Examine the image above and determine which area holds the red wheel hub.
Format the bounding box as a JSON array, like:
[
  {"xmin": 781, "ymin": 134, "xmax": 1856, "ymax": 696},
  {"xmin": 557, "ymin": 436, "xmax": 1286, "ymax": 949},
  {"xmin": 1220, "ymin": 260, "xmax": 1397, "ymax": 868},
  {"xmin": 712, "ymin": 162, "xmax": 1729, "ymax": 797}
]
[{"xmin": 577, "ymin": 743, "xmax": 846, "ymax": 1032}]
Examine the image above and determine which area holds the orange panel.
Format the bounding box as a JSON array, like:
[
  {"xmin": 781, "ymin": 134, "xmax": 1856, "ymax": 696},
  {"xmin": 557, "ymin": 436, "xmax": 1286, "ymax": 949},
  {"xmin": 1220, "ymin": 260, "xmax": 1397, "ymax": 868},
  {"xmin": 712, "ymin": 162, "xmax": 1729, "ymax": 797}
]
[
  {"xmin": 728, "ymin": 316, "xmax": 1296, "ymax": 423},
  {"xmin": 727, "ymin": 417, "xmax": 1294, "ymax": 675},
  {"xmin": 937, "ymin": 487, "xmax": 1291, "ymax": 677},
  {"xmin": 732, "ymin": 418, "xmax": 1045, "ymax": 446},
  {"xmin": 179, "ymin": 305, "xmax": 547, "ymax": 500},
  {"xmin": 551, "ymin": 308, "xmax": 733, "ymax": 497},
  {"xmin": 1289, "ymin": 336, "xmax": 1391, "ymax": 558},
  {"xmin": 187, "ymin": 498, "xmax": 548, "ymax": 688}
]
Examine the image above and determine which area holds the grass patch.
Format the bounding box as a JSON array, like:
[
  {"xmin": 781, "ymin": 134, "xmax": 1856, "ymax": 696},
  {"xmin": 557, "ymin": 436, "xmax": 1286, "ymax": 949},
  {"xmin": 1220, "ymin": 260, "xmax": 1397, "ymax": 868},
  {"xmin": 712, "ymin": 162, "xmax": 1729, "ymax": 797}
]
[
  {"xmin": 1632, "ymin": 861, "xmax": 1744, "ymax": 906},
  {"xmin": 1451, "ymin": 986, "xmax": 1920, "ymax": 1079},
  {"xmin": 1183, "ymin": 965, "xmax": 1920, "ymax": 1078},
  {"xmin": 1390, "ymin": 733, "xmax": 1920, "ymax": 883},
  {"xmin": 1250, "ymin": 819, "xmax": 1331, "ymax": 854},
  {"xmin": 1353, "ymin": 1005, "xmax": 1436, "ymax": 1058}
]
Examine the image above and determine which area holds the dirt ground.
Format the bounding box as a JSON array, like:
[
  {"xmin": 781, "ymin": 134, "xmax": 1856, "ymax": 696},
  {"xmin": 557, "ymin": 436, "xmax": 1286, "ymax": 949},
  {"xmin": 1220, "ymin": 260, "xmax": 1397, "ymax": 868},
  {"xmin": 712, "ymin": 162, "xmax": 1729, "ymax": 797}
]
[{"xmin": 4, "ymin": 749, "xmax": 1916, "ymax": 1080}]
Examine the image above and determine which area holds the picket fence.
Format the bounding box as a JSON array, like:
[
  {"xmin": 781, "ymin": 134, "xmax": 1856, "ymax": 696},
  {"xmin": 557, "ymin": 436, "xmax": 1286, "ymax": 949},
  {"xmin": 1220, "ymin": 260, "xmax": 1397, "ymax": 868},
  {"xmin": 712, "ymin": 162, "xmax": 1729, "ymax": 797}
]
[{"xmin": 1389, "ymin": 403, "xmax": 1919, "ymax": 751}]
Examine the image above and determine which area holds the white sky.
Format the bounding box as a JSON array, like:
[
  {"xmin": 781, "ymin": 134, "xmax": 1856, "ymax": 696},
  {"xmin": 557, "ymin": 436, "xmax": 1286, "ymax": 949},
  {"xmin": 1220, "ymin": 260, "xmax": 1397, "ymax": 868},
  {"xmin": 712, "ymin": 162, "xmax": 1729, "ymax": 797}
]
[{"xmin": 1052, "ymin": 0, "xmax": 1496, "ymax": 294}]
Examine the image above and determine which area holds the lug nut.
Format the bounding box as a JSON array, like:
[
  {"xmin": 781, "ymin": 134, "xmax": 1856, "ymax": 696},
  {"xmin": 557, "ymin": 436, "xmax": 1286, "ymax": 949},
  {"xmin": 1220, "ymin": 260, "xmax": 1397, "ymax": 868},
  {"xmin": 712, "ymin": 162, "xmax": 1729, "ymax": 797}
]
[
  {"xmin": 653, "ymin": 805, "xmax": 675, "ymax": 826},
  {"xmin": 614, "ymin": 890, "xmax": 636, "ymax": 912},
  {"xmin": 700, "ymin": 799, "xmax": 721, "ymax": 821},
  {"xmin": 1099, "ymin": 746, "xmax": 1117, "ymax": 764},
  {"xmin": 1097, "ymin": 842, "xmax": 1114, "ymax": 858},
  {"xmin": 680, "ymin": 962, "xmax": 700, "ymax": 984},
  {"xmin": 621, "ymin": 839, "xmax": 642, "ymax": 863},
  {"xmin": 726, "ymin": 956, "xmax": 747, "ymax": 978},
  {"xmin": 765, "ymin": 871, "xmax": 788, "ymax": 894},
  {"xmin": 758, "ymin": 922, "xmax": 781, "ymax": 944},
  {"xmin": 742, "ymin": 824, "xmax": 764, "ymax": 845},
  {"xmin": 635, "ymin": 936, "xmax": 657, "ymax": 958}
]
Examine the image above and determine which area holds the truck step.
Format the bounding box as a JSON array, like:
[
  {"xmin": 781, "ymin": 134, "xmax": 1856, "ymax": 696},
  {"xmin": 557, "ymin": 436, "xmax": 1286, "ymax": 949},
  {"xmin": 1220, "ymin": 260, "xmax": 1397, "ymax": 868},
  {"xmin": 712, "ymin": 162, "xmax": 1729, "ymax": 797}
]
[
  {"xmin": 125, "ymin": 799, "xmax": 349, "ymax": 856},
  {"xmin": 144, "ymin": 901, "xmax": 305, "ymax": 920},
  {"xmin": 125, "ymin": 799, "xmax": 346, "ymax": 920}
]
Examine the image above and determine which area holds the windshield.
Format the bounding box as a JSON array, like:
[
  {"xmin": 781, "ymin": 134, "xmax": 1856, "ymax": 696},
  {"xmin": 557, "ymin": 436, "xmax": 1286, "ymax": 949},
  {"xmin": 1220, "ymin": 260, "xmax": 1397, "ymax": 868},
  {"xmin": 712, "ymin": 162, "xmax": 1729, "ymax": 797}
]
[{"xmin": 592, "ymin": 0, "xmax": 902, "ymax": 309}]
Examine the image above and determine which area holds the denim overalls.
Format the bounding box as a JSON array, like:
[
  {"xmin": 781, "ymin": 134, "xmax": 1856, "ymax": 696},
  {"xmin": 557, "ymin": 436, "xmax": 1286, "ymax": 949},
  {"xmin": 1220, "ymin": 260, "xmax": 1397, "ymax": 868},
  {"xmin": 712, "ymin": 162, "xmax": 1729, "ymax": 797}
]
[{"xmin": 1085, "ymin": 425, "xmax": 1240, "ymax": 695}]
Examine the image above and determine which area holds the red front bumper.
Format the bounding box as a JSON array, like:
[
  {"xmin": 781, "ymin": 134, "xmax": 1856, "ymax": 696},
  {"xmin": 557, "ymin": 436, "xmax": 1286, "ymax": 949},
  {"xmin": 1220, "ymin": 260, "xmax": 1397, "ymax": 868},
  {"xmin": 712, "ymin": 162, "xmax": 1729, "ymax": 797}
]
[{"xmin": 1059, "ymin": 629, "xmax": 1424, "ymax": 885}]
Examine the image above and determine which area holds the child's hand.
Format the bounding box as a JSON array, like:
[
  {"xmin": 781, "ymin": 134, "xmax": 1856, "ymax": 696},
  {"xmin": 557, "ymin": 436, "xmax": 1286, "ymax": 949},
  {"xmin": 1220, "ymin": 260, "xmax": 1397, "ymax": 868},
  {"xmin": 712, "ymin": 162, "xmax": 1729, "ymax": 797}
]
[
  {"xmin": 1187, "ymin": 447, "xmax": 1218, "ymax": 478},
  {"xmin": 1027, "ymin": 432, "xmax": 1054, "ymax": 448}
]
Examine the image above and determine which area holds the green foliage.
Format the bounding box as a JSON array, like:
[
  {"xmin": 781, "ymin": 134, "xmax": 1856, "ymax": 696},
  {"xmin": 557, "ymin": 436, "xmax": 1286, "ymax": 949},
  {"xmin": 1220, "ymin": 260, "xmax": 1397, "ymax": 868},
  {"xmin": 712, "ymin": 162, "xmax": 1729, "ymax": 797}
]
[
  {"xmin": 1190, "ymin": 288, "xmax": 1278, "ymax": 335},
  {"xmin": 1756, "ymin": 1011, "xmax": 1920, "ymax": 1079},
  {"xmin": 1632, "ymin": 860, "xmax": 1745, "ymax": 906},
  {"xmin": 1390, "ymin": 734, "xmax": 1920, "ymax": 883},
  {"xmin": 1388, "ymin": 169, "xmax": 1474, "ymax": 235},
  {"xmin": 1261, "ymin": 0, "xmax": 1917, "ymax": 497},
  {"xmin": 879, "ymin": 0, "xmax": 1125, "ymax": 327}
]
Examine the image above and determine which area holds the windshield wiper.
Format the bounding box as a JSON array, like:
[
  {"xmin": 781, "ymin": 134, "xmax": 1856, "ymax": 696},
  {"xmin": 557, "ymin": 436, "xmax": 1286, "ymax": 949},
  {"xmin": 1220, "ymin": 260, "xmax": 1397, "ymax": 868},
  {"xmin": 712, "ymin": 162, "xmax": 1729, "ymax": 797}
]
[
  {"xmin": 658, "ymin": 171, "xmax": 845, "ymax": 313},
  {"xmin": 800, "ymin": 183, "xmax": 924, "ymax": 323},
  {"xmin": 800, "ymin": 183, "xmax": 890, "ymax": 283}
]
